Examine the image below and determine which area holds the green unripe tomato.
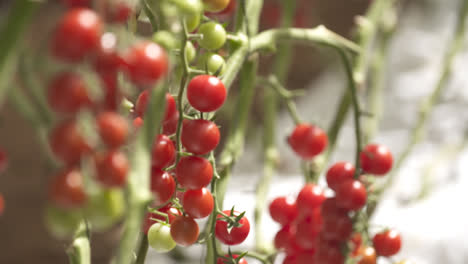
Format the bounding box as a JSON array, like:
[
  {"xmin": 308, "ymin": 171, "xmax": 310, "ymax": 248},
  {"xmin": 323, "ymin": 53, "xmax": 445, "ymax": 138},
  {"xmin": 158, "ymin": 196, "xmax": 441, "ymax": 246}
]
[
  {"xmin": 198, "ymin": 52, "xmax": 226, "ymax": 75},
  {"xmin": 203, "ymin": 0, "xmax": 230, "ymax": 13},
  {"xmin": 153, "ymin": 31, "xmax": 178, "ymax": 50},
  {"xmin": 198, "ymin": 22, "xmax": 226, "ymax": 50},
  {"xmin": 185, "ymin": 42, "xmax": 197, "ymax": 63},
  {"xmin": 185, "ymin": 11, "xmax": 201, "ymax": 32},
  {"xmin": 85, "ymin": 189, "xmax": 125, "ymax": 232},
  {"xmin": 44, "ymin": 205, "xmax": 82, "ymax": 239},
  {"xmin": 174, "ymin": 0, "xmax": 202, "ymax": 14},
  {"xmin": 147, "ymin": 223, "xmax": 176, "ymax": 253}
]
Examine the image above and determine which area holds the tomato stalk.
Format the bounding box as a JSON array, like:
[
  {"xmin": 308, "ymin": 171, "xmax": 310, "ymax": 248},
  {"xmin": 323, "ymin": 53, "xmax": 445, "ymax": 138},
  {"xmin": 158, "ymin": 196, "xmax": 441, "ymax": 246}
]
[{"xmin": 67, "ymin": 221, "xmax": 91, "ymax": 264}]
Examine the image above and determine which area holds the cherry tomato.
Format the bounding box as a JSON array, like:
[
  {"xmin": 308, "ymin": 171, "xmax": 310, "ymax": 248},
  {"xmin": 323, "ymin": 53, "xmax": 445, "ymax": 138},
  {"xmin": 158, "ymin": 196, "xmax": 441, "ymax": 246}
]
[
  {"xmin": 0, "ymin": 148, "xmax": 8, "ymax": 173},
  {"xmin": 321, "ymin": 213, "xmax": 353, "ymax": 241},
  {"xmin": 198, "ymin": 52, "xmax": 226, "ymax": 75},
  {"xmin": 178, "ymin": 0, "xmax": 203, "ymax": 14},
  {"xmin": 99, "ymin": 71, "xmax": 121, "ymax": 111},
  {"xmin": 133, "ymin": 117, "xmax": 144, "ymax": 129},
  {"xmin": 51, "ymin": 8, "xmax": 102, "ymax": 62},
  {"xmin": 295, "ymin": 209, "xmax": 322, "ymax": 249},
  {"xmin": 203, "ymin": 0, "xmax": 230, "ymax": 13},
  {"xmin": 206, "ymin": 0, "xmax": 236, "ymax": 20},
  {"xmin": 170, "ymin": 215, "xmax": 199, "ymax": 246},
  {"xmin": 185, "ymin": 41, "xmax": 197, "ymax": 63},
  {"xmin": 283, "ymin": 255, "xmax": 298, "ymax": 264},
  {"xmin": 217, "ymin": 255, "xmax": 248, "ymax": 264},
  {"xmin": 176, "ymin": 156, "xmax": 213, "ymax": 189},
  {"xmin": 187, "ymin": 75, "xmax": 226, "ymax": 112},
  {"xmin": 355, "ymin": 246, "xmax": 377, "ymax": 264},
  {"xmin": 124, "ymin": 42, "xmax": 168, "ymax": 86},
  {"xmin": 274, "ymin": 225, "xmax": 294, "ymax": 250},
  {"xmin": 314, "ymin": 240, "xmax": 345, "ymax": 264},
  {"xmin": 97, "ymin": 111, "xmax": 129, "ymax": 148},
  {"xmin": 85, "ymin": 188, "xmax": 125, "ymax": 231},
  {"xmin": 135, "ymin": 91, "xmax": 176, "ymax": 121},
  {"xmin": 61, "ymin": 0, "xmax": 90, "ymax": 7},
  {"xmin": 0, "ymin": 194, "xmax": 4, "ymax": 216},
  {"xmin": 182, "ymin": 119, "xmax": 220, "ymax": 155},
  {"xmin": 49, "ymin": 168, "xmax": 87, "ymax": 208},
  {"xmin": 372, "ymin": 229, "xmax": 402, "ymax": 257},
  {"xmin": 215, "ymin": 210, "xmax": 250, "ymax": 245},
  {"xmin": 320, "ymin": 197, "xmax": 348, "ymax": 220},
  {"xmin": 182, "ymin": 188, "xmax": 214, "ymax": 218},
  {"xmin": 297, "ymin": 250, "xmax": 316, "ymax": 264},
  {"xmin": 350, "ymin": 233, "xmax": 363, "ymax": 256},
  {"xmin": 48, "ymin": 72, "xmax": 91, "ymax": 114},
  {"xmin": 150, "ymin": 168, "xmax": 175, "ymax": 206},
  {"xmin": 186, "ymin": 12, "xmax": 201, "ymax": 32},
  {"xmin": 335, "ymin": 180, "xmax": 367, "ymax": 211},
  {"xmin": 153, "ymin": 31, "xmax": 178, "ymax": 50},
  {"xmin": 288, "ymin": 124, "xmax": 328, "ymax": 159},
  {"xmin": 148, "ymin": 223, "xmax": 177, "ymax": 252},
  {"xmin": 44, "ymin": 205, "xmax": 82, "ymax": 238},
  {"xmin": 93, "ymin": 32, "xmax": 123, "ymax": 75},
  {"xmin": 151, "ymin": 134, "xmax": 176, "ymax": 169},
  {"xmin": 360, "ymin": 144, "xmax": 393, "ymax": 175},
  {"xmin": 108, "ymin": 2, "xmax": 132, "ymax": 23},
  {"xmin": 162, "ymin": 111, "xmax": 179, "ymax": 135},
  {"xmin": 269, "ymin": 196, "xmax": 298, "ymax": 226},
  {"xmin": 326, "ymin": 162, "xmax": 355, "ymax": 191},
  {"xmin": 94, "ymin": 150, "xmax": 129, "ymax": 188},
  {"xmin": 49, "ymin": 120, "xmax": 91, "ymax": 165},
  {"xmin": 198, "ymin": 22, "xmax": 227, "ymax": 50},
  {"xmin": 296, "ymin": 184, "xmax": 326, "ymax": 214},
  {"xmin": 142, "ymin": 205, "xmax": 181, "ymax": 234}
]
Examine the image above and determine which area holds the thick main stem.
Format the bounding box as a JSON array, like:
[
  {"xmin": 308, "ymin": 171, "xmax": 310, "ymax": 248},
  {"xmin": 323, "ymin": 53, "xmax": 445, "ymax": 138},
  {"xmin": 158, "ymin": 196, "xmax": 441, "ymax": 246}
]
[{"xmin": 67, "ymin": 222, "xmax": 91, "ymax": 264}]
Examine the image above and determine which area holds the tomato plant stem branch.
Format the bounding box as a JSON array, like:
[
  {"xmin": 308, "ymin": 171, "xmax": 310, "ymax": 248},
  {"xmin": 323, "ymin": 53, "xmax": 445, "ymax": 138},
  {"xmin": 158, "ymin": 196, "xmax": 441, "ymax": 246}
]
[
  {"xmin": 67, "ymin": 221, "xmax": 91, "ymax": 264},
  {"xmin": 134, "ymin": 236, "xmax": 149, "ymax": 264},
  {"xmin": 141, "ymin": 0, "xmax": 159, "ymax": 32}
]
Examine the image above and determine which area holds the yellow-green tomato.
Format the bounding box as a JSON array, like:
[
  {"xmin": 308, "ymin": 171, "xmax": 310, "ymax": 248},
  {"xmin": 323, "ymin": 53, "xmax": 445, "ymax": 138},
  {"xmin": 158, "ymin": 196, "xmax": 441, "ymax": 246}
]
[
  {"xmin": 85, "ymin": 189, "xmax": 125, "ymax": 232},
  {"xmin": 203, "ymin": 0, "xmax": 230, "ymax": 13},
  {"xmin": 153, "ymin": 31, "xmax": 178, "ymax": 50},
  {"xmin": 185, "ymin": 42, "xmax": 197, "ymax": 63},
  {"xmin": 147, "ymin": 223, "xmax": 176, "ymax": 253},
  {"xmin": 198, "ymin": 22, "xmax": 226, "ymax": 50},
  {"xmin": 44, "ymin": 205, "xmax": 82, "ymax": 239},
  {"xmin": 185, "ymin": 11, "xmax": 201, "ymax": 32},
  {"xmin": 198, "ymin": 52, "xmax": 226, "ymax": 75},
  {"xmin": 176, "ymin": 0, "xmax": 203, "ymax": 14}
]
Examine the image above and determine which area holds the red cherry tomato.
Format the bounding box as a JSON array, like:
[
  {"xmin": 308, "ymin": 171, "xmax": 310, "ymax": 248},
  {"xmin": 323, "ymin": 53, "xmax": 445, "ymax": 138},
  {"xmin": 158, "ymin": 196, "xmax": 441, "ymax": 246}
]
[
  {"xmin": 162, "ymin": 111, "xmax": 179, "ymax": 135},
  {"xmin": 360, "ymin": 144, "xmax": 393, "ymax": 175},
  {"xmin": 187, "ymin": 75, "xmax": 226, "ymax": 112},
  {"xmin": 326, "ymin": 162, "xmax": 355, "ymax": 191},
  {"xmin": 297, "ymin": 250, "xmax": 316, "ymax": 264},
  {"xmin": 269, "ymin": 196, "xmax": 298, "ymax": 226},
  {"xmin": 51, "ymin": 8, "xmax": 102, "ymax": 62},
  {"xmin": 151, "ymin": 134, "xmax": 175, "ymax": 169},
  {"xmin": 97, "ymin": 111, "xmax": 129, "ymax": 148},
  {"xmin": 283, "ymin": 255, "xmax": 298, "ymax": 264},
  {"xmin": 93, "ymin": 32, "xmax": 123, "ymax": 75},
  {"xmin": 320, "ymin": 198, "xmax": 348, "ymax": 220},
  {"xmin": 321, "ymin": 213, "xmax": 353, "ymax": 241},
  {"xmin": 288, "ymin": 124, "xmax": 328, "ymax": 159},
  {"xmin": 94, "ymin": 150, "xmax": 129, "ymax": 188},
  {"xmin": 0, "ymin": 148, "xmax": 8, "ymax": 173},
  {"xmin": 372, "ymin": 230, "xmax": 401, "ymax": 257},
  {"xmin": 170, "ymin": 215, "xmax": 199, "ymax": 246},
  {"xmin": 295, "ymin": 209, "xmax": 322, "ymax": 249},
  {"xmin": 206, "ymin": 0, "xmax": 237, "ymax": 21},
  {"xmin": 274, "ymin": 225, "xmax": 294, "ymax": 250},
  {"xmin": 296, "ymin": 184, "xmax": 326, "ymax": 214},
  {"xmin": 150, "ymin": 168, "xmax": 175, "ymax": 206},
  {"xmin": 124, "ymin": 42, "xmax": 168, "ymax": 86},
  {"xmin": 314, "ymin": 240, "xmax": 345, "ymax": 264},
  {"xmin": 215, "ymin": 210, "xmax": 250, "ymax": 245},
  {"xmin": 142, "ymin": 205, "xmax": 181, "ymax": 234},
  {"xmin": 356, "ymin": 246, "xmax": 377, "ymax": 264},
  {"xmin": 350, "ymin": 233, "xmax": 363, "ymax": 256},
  {"xmin": 99, "ymin": 71, "xmax": 121, "ymax": 111},
  {"xmin": 133, "ymin": 117, "xmax": 144, "ymax": 129},
  {"xmin": 61, "ymin": 0, "xmax": 90, "ymax": 7},
  {"xmin": 181, "ymin": 119, "xmax": 220, "ymax": 155},
  {"xmin": 109, "ymin": 2, "xmax": 133, "ymax": 23},
  {"xmin": 176, "ymin": 156, "xmax": 213, "ymax": 190},
  {"xmin": 49, "ymin": 168, "xmax": 87, "ymax": 208},
  {"xmin": 217, "ymin": 255, "xmax": 248, "ymax": 264},
  {"xmin": 48, "ymin": 72, "xmax": 91, "ymax": 114},
  {"xmin": 135, "ymin": 90, "xmax": 176, "ymax": 121},
  {"xmin": 335, "ymin": 180, "xmax": 367, "ymax": 211},
  {"xmin": 49, "ymin": 120, "xmax": 91, "ymax": 165},
  {"xmin": 0, "ymin": 194, "xmax": 4, "ymax": 216},
  {"xmin": 182, "ymin": 188, "xmax": 214, "ymax": 219}
]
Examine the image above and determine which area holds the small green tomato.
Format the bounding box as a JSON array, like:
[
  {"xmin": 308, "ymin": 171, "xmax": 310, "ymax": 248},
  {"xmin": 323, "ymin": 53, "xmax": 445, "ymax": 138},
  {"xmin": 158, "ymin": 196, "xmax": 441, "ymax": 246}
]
[
  {"xmin": 185, "ymin": 11, "xmax": 201, "ymax": 32},
  {"xmin": 147, "ymin": 223, "xmax": 176, "ymax": 253},
  {"xmin": 153, "ymin": 31, "xmax": 178, "ymax": 50},
  {"xmin": 44, "ymin": 205, "xmax": 82, "ymax": 239},
  {"xmin": 198, "ymin": 22, "xmax": 226, "ymax": 50},
  {"xmin": 85, "ymin": 189, "xmax": 125, "ymax": 232},
  {"xmin": 198, "ymin": 52, "xmax": 226, "ymax": 75},
  {"xmin": 185, "ymin": 42, "xmax": 197, "ymax": 63}
]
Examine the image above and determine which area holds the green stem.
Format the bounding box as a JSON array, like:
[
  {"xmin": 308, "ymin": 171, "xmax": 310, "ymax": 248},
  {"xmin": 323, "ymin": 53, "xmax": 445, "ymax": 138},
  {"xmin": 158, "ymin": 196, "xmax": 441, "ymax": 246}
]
[
  {"xmin": 134, "ymin": 236, "xmax": 149, "ymax": 264},
  {"xmin": 142, "ymin": 0, "xmax": 159, "ymax": 32},
  {"xmin": 67, "ymin": 222, "xmax": 90, "ymax": 264}
]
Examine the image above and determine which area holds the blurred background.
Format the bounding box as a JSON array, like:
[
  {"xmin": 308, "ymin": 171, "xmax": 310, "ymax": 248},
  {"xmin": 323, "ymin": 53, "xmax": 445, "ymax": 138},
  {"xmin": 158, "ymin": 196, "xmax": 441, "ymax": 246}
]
[{"xmin": 1, "ymin": 0, "xmax": 468, "ymax": 263}]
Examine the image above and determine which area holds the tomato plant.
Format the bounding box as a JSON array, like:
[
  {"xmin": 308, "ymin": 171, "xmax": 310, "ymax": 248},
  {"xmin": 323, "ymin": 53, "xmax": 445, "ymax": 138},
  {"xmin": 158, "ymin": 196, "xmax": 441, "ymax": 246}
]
[
  {"xmin": 215, "ymin": 210, "xmax": 250, "ymax": 245},
  {"xmin": 170, "ymin": 215, "xmax": 199, "ymax": 246}
]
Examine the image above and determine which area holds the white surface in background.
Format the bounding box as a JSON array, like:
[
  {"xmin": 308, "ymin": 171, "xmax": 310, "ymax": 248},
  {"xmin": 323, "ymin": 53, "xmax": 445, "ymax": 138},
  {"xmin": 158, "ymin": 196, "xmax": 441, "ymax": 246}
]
[{"xmin": 148, "ymin": 0, "xmax": 468, "ymax": 263}]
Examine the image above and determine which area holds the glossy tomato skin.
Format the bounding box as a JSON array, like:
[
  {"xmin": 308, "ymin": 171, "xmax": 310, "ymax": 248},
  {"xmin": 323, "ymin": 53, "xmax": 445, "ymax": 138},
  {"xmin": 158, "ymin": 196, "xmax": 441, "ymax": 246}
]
[
  {"xmin": 314, "ymin": 240, "xmax": 345, "ymax": 264},
  {"xmin": 97, "ymin": 111, "xmax": 129, "ymax": 148},
  {"xmin": 217, "ymin": 254, "xmax": 248, "ymax": 264},
  {"xmin": 203, "ymin": 0, "xmax": 230, "ymax": 13},
  {"xmin": 288, "ymin": 124, "xmax": 328, "ymax": 159},
  {"xmin": 162, "ymin": 111, "xmax": 179, "ymax": 135},
  {"xmin": 147, "ymin": 223, "xmax": 176, "ymax": 252},
  {"xmin": 142, "ymin": 205, "xmax": 181, "ymax": 234},
  {"xmin": 183, "ymin": 188, "xmax": 214, "ymax": 218},
  {"xmin": 176, "ymin": 156, "xmax": 213, "ymax": 190},
  {"xmin": 181, "ymin": 119, "xmax": 220, "ymax": 155},
  {"xmin": 215, "ymin": 210, "xmax": 250, "ymax": 245},
  {"xmin": 49, "ymin": 120, "xmax": 91, "ymax": 165},
  {"xmin": 170, "ymin": 215, "xmax": 199, "ymax": 246},
  {"xmin": 151, "ymin": 134, "xmax": 175, "ymax": 169},
  {"xmin": 326, "ymin": 162, "xmax": 355, "ymax": 191},
  {"xmin": 274, "ymin": 225, "xmax": 294, "ymax": 250},
  {"xmin": 187, "ymin": 75, "xmax": 226, "ymax": 112},
  {"xmin": 49, "ymin": 168, "xmax": 87, "ymax": 208},
  {"xmin": 372, "ymin": 230, "xmax": 402, "ymax": 257},
  {"xmin": 93, "ymin": 32, "xmax": 123, "ymax": 75},
  {"xmin": 150, "ymin": 168, "xmax": 175, "ymax": 206},
  {"xmin": 283, "ymin": 255, "xmax": 298, "ymax": 264},
  {"xmin": 296, "ymin": 184, "xmax": 326, "ymax": 214},
  {"xmin": 94, "ymin": 150, "xmax": 129, "ymax": 188},
  {"xmin": 321, "ymin": 198, "xmax": 348, "ymax": 220},
  {"xmin": 321, "ymin": 213, "xmax": 353, "ymax": 241},
  {"xmin": 51, "ymin": 8, "xmax": 102, "ymax": 62},
  {"xmin": 198, "ymin": 22, "xmax": 227, "ymax": 50},
  {"xmin": 360, "ymin": 144, "xmax": 393, "ymax": 175},
  {"xmin": 124, "ymin": 42, "xmax": 168, "ymax": 86},
  {"xmin": 269, "ymin": 196, "xmax": 298, "ymax": 226},
  {"xmin": 297, "ymin": 250, "xmax": 316, "ymax": 264},
  {"xmin": 48, "ymin": 72, "xmax": 91, "ymax": 114},
  {"xmin": 295, "ymin": 209, "xmax": 322, "ymax": 249},
  {"xmin": 355, "ymin": 246, "xmax": 377, "ymax": 264},
  {"xmin": 135, "ymin": 90, "xmax": 176, "ymax": 121},
  {"xmin": 335, "ymin": 180, "xmax": 367, "ymax": 211},
  {"xmin": 206, "ymin": 0, "xmax": 236, "ymax": 20}
]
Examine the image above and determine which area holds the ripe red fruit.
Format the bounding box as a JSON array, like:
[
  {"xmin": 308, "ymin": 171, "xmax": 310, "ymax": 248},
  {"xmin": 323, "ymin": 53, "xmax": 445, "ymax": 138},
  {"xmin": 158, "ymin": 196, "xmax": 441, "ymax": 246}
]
[
  {"xmin": 49, "ymin": 168, "xmax": 87, "ymax": 208},
  {"xmin": 94, "ymin": 150, "xmax": 129, "ymax": 188},
  {"xmin": 124, "ymin": 42, "xmax": 168, "ymax": 86},
  {"xmin": 335, "ymin": 180, "xmax": 367, "ymax": 211},
  {"xmin": 181, "ymin": 119, "xmax": 220, "ymax": 155},
  {"xmin": 109, "ymin": 2, "xmax": 132, "ymax": 23},
  {"xmin": 296, "ymin": 184, "xmax": 326, "ymax": 214},
  {"xmin": 360, "ymin": 144, "xmax": 393, "ymax": 175},
  {"xmin": 283, "ymin": 255, "xmax": 297, "ymax": 264},
  {"xmin": 0, "ymin": 148, "xmax": 8, "ymax": 173},
  {"xmin": 297, "ymin": 250, "xmax": 316, "ymax": 264},
  {"xmin": 49, "ymin": 120, "xmax": 91, "ymax": 165},
  {"xmin": 269, "ymin": 196, "xmax": 298, "ymax": 226},
  {"xmin": 182, "ymin": 188, "xmax": 214, "ymax": 218},
  {"xmin": 0, "ymin": 194, "xmax": 4, "ymax": 216},
  {"xmin": 315, "ymin": 240, "xmax": 345, "ymax": 264},
  {"xmin": 135, "ymin": 91, "xmax": 176, "ymax": 121},
  {"xmin": 351, "ymin": 233, "xmax": 363, "ymax": 256},
  {"xmin": 48, "ymin": 72, "xmax": 91, "ymax": 113},
  {"xmin": 288, "ymin": 124, "xmax": 328, "ymax": 159},
  {"xmin": 97, "ymin": 112, "xmax": 129, "ymax": 148},
  {"xmin": 326, "ymin": 162, "xmax": 355, "ymax": 191},
  {"xmin": 176, "ymin": 156, "xmax": 213, "ymax": 190},
  {"xmin": 99, "ymin": 71, "xmax": 121, "ymax": 111},
  {"xmin": 355, "ymin": 246, "xmax": 377, "ymax": 264},
  {"xmin": 151, "ymin": 134, "xmax": 175, "ymax": 169},
  {"xmin": 321, "ymin": 198, "xmax": 348, "ymax": 220},
  {"xmin": 61, "ymin": 0, "xmax": 90, "ymax": 7},
  {"xmin": 51, "ymin": 8, "xmax": 102, "ymax": 62},
  {"xmin": 206, "ymin": 0, "xmax": 237, "ymax": 20},
  {"xmin": 372, "ymin": 230, "xmax": 402, "ymax": 257},
  {"xmin": 142, "ymin": 206, "xmax": 181, "ymax": 234},
  {"xmin": 295, "ymin": 209, "xmax": 322, "ymax": 249},
  {"xmin": 93, "ymin": 32, "xmax": 123, "ymax": 75},
  {"xmin": 321, "ymin": 213, "xmax": 353, "ymax": 241},
  {"xmin": 170, "ymin": 215, "xmax": 199, "ymax": 246},
  {"xmin": 162, "ymin": 111, "xmax": 179, "ymax": 135},
  {"xmin": 215, "ymin": 210, "xmax": 250, "ymax": 245},
  {"xmin": 187, "ymin": 75, "xmax": 226, "ymax": 112},
  {"xmin": 274, "ymin": 225, "xmax": 294, "ymax": 250},
  {"xmin": 133, "ymin": 117, "xmax": 144, "ymax": 129},
  {"xmin": 217, "ymin": 254, "xmax": 248, "ymax": 264},
  {"xmin": 150, "ymin": 168, "xmax": 175, "ymax": 206}
]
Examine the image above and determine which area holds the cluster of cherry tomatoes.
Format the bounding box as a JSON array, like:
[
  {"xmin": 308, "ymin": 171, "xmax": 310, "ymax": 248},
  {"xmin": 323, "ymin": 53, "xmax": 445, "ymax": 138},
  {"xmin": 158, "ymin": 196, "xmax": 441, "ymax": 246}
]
[{"xmin": 268, "ymin": 124, "xmax": 401, "ymax": 264}]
